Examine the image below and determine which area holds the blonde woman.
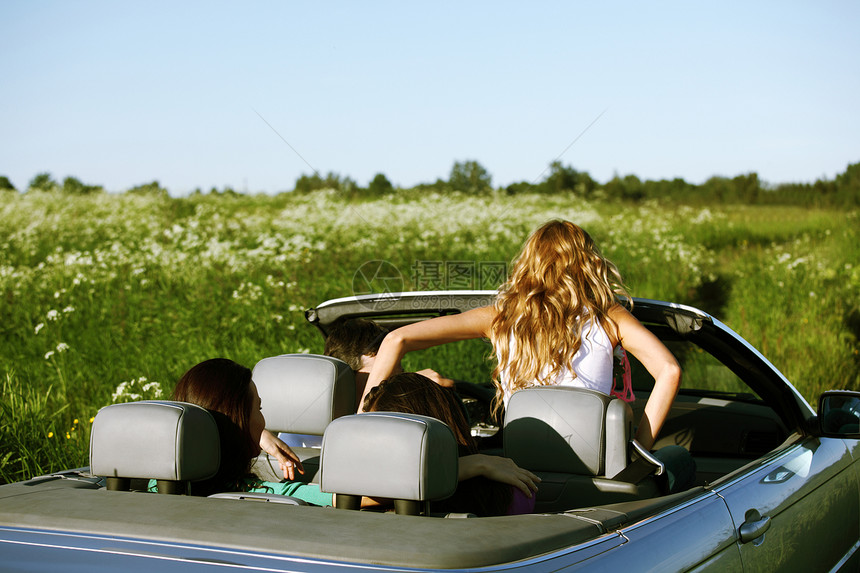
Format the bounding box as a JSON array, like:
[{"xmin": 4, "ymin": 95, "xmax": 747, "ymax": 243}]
[{"xmin": 362, "ymin": 220, "xmax": 681, "ymax": 453}]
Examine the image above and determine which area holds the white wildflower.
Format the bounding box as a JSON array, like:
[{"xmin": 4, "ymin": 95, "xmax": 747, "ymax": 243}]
[
  {"xmin": 44, "ymin": 350, "xmax": 55, "ymax": 360},
  {"xmin": 111, "ymin": 381, "xmax": 129, "ymax": 402},
  {"xmin": 46, "ymin": 309, "xmax": 60, "ymax": 321},
  {"xmin": 141, "ymin": 381, "xmax": 164, "ymax": 398},
  {"xmin": 112, "ymin": 377, "xmax": 162, "ymax": 403},
  {"xmin": 55, "ymin": 342, "xmax": 70, "ymax": 353},
  {"xmin": 788, "ymin": 257, "xmax": 808, "ymax": 271},
  {"xmin": 34, "ymin": 322, "xmax": 45, "ymax": 335}
]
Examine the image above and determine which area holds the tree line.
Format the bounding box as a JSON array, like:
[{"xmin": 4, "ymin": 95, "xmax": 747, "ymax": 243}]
[{"xmin": 3, "ymin": 159, "xmax": 859, "ymax": 207}]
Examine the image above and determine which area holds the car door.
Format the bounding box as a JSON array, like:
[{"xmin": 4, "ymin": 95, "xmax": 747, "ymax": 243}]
[
  {"xmin": 559, "ymin": 490, "xmax": 743, "ymax": 571},
  {"xmin": 714, "ymin": 434, "xmax": 858, "ymax": 573}
]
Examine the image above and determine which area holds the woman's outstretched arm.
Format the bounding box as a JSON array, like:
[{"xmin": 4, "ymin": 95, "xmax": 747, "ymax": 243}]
[
  {"xmin": 609, "ymin": 305, "xmax": 682, "ymax": 450},
  {"xmin": 359, "ymin": 305, "xmax": 495, "ymax": 411},
  {"xmin": 458, "ymin": 454, "xmax": 540, "ymax": 497}
]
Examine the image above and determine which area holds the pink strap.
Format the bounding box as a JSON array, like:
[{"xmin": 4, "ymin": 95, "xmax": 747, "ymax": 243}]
[{"xmin": 611, "ymin": 347, "xmax": 635, "ymax": 402}]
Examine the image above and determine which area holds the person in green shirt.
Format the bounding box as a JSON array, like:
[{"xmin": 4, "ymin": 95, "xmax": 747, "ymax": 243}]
[{"xmin": 166, "ymin": 357, "xmax": 333, "ymax": 505}]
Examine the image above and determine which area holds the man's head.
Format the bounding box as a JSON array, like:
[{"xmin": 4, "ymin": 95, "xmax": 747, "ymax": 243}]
[{"xmin": 323, "ymin": 318, "xmax": 389, "ymax": 372}]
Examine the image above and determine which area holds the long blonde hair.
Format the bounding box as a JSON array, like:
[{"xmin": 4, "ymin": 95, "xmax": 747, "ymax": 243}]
[{"xmin": 490, "ymin": 220, "xmax": 631, "ymax": 406}]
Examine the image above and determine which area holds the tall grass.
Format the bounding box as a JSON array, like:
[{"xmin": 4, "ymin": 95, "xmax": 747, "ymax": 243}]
[
  {"xmin": 1, "ymin": 191, "xmax": 857, "ymax": 482},
  {"xmin": 0, "ymin": 372, "xmax": 89, "ymax": 478}
]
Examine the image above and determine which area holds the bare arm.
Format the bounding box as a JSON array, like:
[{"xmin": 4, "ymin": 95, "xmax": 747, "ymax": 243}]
[
  {"xmin": 415, "ymin": 368, "xmax": 455, "ymax": 388},
  {"xmin": 609, "ymin": 305, "xmax": 682, "ymax": 450},
  {"xmin": 458, "ymin": 454, "xmax": 540, "ymax": 497},
  {"xmin": 359, "ymin": 306, "xmax": 496, "ymax": 410},
  {"xmin": 259, "ymin": 430, "xmax": 304, "ymax": 480}
]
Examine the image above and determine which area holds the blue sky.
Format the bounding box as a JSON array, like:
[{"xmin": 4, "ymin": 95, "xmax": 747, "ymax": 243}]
[{"xmin": 1, "ymin": 1, "xmax": 858, "ymax": 195}]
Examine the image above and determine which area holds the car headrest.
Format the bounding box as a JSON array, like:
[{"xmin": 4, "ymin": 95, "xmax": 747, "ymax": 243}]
[
  {"xmin": 89, "ymin": 401, "xmax": 220, "ymax": 485},
  {"xmin": 252, "ymin": 354, "xmax": 355, "ymax": 435},
  {"xmin": 504, "ymin": 387, "xmax": 632, "ymax": 477},
  {"xmin": 319, "ymin": 412, "xmax": 459, "ymax": 512}
]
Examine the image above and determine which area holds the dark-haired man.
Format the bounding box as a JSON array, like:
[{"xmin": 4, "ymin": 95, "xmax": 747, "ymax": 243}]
[{"xmin": 323, "ymin": 318, "xmax": 455, "ymax": 409}]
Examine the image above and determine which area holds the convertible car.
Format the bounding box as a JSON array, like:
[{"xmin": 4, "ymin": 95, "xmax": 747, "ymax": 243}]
[{"xmin": 1, "ymin": 291, "xmax": 858, "ymax": 572}]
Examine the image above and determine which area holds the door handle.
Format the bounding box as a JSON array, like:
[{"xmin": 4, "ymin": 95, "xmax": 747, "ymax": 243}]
[{"xmin": 739, "ymin": 509, "xmax": 771, "ymax": 544}]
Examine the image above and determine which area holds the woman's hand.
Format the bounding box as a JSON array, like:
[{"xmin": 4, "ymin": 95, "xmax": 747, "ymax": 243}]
[
  {"xmin": 415, "ymin": 368, "xmax": 455, "ymax": 388},
  {"xmin": 259, "ymin": 430, "xmax": 304, "ymax": 480},
  {"xmin": 459, "ymin": 454, "xmax": 540, "ymax": 497}
]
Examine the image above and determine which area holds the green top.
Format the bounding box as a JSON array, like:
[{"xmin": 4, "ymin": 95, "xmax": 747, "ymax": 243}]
[
  {"xmin": 245, "ymin": 479, "xmax": 334, "ymax": 506},
  {"xmin": 146, "ymin": 478, "xmax": 334, "ymax": 506}
]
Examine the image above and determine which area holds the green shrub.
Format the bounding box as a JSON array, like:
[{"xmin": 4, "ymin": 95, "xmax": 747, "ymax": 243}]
[
  {"xmin": 0, "ymin": 176, "xmax": 16, "ymax": 192},
  {"xmin": 62, "ymin": 176, "xmax": 102, "ymax": 195},
  {"xmin": 28, "ymin": 172, "xmax": 57, "ymax": 193}
]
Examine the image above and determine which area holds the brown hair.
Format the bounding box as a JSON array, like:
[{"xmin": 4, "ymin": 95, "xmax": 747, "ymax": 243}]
[
  {"xmin": 491, "ymin": 220, "xmax": 630, "ymax": 408},
  {"xmin": 363, "ymin": 372, "xmax": 475, "ymax": 450},
  {"xmin": 363, "ymin": 372, "xmax": 512, "ymax": 516},
  {"xmin": 324, "ymin": 318, "xmax": 389, "ymax": 371},
  {"xmin": 172, "ymin": 358, "xmax": 258, "ymax": 495}
]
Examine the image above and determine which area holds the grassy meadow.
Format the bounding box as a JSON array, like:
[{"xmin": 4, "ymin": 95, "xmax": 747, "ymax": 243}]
[{"xmin": 1, "ymin": 189, "xmax": 858, "ymax": 483}]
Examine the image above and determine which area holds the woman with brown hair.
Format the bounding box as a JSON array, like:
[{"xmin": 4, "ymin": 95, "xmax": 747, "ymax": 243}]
[
  {"xmin": 363, "ymin": 372, "xmax": 535, "ymax": 516},
  {"xmin": 170, "ymin": 357, "xmax": 333, "ymax": 503}
]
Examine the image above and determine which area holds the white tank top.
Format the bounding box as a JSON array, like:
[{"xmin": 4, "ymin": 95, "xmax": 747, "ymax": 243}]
[{"xmin": 498, "ymin": 317, "xmax": 614, "ymax": 407}]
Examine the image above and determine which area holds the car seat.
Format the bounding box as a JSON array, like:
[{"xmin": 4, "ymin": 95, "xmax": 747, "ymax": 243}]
[
  {"xmin": 503, "ymin": 386, "xmax": 664, "ymax": 512},
  {"xmin": 89, "ymin": 401, "xmax": 220, "ymax": 494},
  {"xmin": 318, "ymin": 412, "xmax": 459, "ymax": 515},
  {"xmin": 251, "ymin": 354, "xmax": 355, "ymax": 483}
]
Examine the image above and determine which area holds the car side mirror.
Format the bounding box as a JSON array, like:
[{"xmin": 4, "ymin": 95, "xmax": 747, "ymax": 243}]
[{"xmin": 818, "ymin": 390, "xmax": 860, "ymax": 438}]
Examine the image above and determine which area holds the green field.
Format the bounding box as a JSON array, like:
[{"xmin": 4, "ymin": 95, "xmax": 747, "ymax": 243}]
[{"xmin": 2, "ymin": 190, "xmax": 858, "ymax": 483}]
